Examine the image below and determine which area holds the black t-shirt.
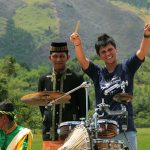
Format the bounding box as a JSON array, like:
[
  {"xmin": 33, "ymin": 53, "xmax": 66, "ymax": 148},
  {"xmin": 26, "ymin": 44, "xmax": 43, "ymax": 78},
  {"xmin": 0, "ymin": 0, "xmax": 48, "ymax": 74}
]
[{"xmin": 84, "ymin": 53, "xmax": 144, "ymax": 132}]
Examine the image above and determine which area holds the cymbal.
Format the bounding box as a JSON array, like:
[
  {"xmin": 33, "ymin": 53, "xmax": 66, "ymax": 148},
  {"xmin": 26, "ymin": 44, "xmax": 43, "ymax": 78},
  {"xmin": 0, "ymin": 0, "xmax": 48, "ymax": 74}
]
[
  {"xmin": 21, "ymin": 91, "xmax": 71, "ymax": 106},
  {"xmin": 113, "ymin": 93, "xmax": 133, "ymax": 103}
]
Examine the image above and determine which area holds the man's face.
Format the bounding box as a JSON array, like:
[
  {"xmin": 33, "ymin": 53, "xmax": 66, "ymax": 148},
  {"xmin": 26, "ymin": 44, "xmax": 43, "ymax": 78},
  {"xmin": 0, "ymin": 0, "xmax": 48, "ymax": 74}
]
[
  {"xmin": 99, "ymin": 44, "xmax": 117, "ymax": 65},
  {"xmin": 0, "ymin": 114, "xmax": 7, "ymax": 129},
  {"xmin": 49, "ymin": 52, "xmax": 70, "ymax": 72}
]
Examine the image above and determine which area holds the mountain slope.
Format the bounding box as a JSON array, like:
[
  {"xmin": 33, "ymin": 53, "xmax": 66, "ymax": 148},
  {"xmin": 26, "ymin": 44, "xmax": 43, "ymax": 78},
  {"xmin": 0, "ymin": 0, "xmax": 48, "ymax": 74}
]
[
  {"xmin": 0, "ymin": 0, "xmax": 23, "ymax": 18},
  {"xmin": 54, "ymin": 0, "xmax": 144, "ymax": 60},
  {"xmin": 0, "ymin": 0, "xmax": 145, "ymax": 66}
]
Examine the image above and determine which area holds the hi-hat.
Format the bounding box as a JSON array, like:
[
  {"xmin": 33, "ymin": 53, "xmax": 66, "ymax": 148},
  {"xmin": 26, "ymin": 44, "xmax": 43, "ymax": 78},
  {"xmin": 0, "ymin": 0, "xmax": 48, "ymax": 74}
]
[
  {"xmin": 113, "ymin": 93, "xmax": 133, "ymax": 103},
  {"xmin": 21, "ymin": 91, "xmax": 71, "ymax": 106}
]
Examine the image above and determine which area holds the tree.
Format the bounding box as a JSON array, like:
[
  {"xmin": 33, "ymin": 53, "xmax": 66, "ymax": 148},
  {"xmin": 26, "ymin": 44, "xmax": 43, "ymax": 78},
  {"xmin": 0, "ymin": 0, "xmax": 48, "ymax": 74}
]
[
  {"xmin": 1, "ymin": 56, "xmax": 16, "ymax": 77},
  {"xmin": 0, "ymin": 74, "xmax": 8, "ymax": 102}
]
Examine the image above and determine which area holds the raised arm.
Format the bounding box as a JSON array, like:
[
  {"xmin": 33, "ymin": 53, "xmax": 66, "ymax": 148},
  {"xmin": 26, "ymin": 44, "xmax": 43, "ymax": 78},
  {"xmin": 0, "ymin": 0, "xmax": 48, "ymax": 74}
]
[
  {"xmin": 136, "ymin": 23, "xmax": 150, "ymax": 60},
  {"xmin": 70, "ymin": 32, "xmax": 90, "ymax": 70}
]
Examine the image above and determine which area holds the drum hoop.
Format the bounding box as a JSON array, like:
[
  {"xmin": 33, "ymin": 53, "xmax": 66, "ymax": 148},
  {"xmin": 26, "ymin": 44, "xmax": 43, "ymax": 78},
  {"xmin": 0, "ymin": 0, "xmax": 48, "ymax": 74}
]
[
  {"xmin": 109, "ymin": 140, "xmax": 124, "ymax": 144},
  {"xmin": 93, "ymin": 139, "xmax": 124, "ymax": 144},
  {"xmin": 93, "ymin": 139, "xmax": 110, "ymax": 143},
  {"xmin": 97, "ymin": 119, "xmax": 118, "ymax": 126},
  {"xmin": 59, "ymin": 121, "xmax": 80, "ymax": 127}
]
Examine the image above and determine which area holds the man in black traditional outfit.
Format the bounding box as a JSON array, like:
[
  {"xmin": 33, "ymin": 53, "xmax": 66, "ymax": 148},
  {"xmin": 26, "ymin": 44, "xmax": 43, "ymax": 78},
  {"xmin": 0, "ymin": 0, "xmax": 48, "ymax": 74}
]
[{"xmin": 38, "ymin": 42, "xmax": 88, "ymax": 150}]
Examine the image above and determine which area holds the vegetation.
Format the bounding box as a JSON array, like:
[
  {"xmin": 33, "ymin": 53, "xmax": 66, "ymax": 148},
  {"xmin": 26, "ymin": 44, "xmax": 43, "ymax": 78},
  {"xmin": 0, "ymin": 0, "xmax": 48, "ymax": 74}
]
[
  {"xmin": 134, "ymin": 57, "xmax": 150, "ymax": 127},
  {"xmin": 110, "ymin": 0, "xmax": 150, "ymax": 23},
  {"xmin": 1, "ymin": 0, "xmax": 149, "ymax": 66},
  {"xmin": 0, "ymin": 55, "xmax": 149, "ymax": 129},
  {"xmin": 13, "ymin": 0, "xmax": 59, "ymax": 48},
  {"xmin": 110, "ymin": 0, "xmax": 150, "ymax": 9},
  {"xmin": 0, "ymin": 56, "xmax": 48, "ymax": 129},
  {"xmin": 0, "ymin": 0, "xmax": 58, "ymax": 67},
  {"xmin": 0, "ymin": 17, "xmax": 7, "ymax": 37},
  {"xmin": 137, "ymin": 128, "xmax": 150, "ymax": 150},
  {"xmin": 32, "ymin": 130, "xmax": 42, "ymax": 150}
]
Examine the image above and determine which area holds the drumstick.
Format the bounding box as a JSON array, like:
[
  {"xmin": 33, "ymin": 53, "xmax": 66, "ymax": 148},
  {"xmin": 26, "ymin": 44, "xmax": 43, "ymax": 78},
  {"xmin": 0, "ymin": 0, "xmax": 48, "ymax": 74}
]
[{"xmin": 74, "ymin": 20, "xmax": 80, "ymax": 33}]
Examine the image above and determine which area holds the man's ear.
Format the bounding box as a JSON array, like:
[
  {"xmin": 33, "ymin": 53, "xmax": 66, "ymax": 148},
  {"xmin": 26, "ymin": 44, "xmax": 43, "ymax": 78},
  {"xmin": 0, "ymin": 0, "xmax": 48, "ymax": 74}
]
[
  {"xmin": 49, "ymin": 55, "xmax": 51, "ymax": 60},
  {"xmin": 97, "ymin": 53, "xmax": 101, "ymax": 60},
  {"xmin": 67, "ymin": 54, "xmax": 70, "ymax": 60},
  {"xmin": 3, "ymin": 114, "xmax": 8, "ymax": 122},
  {"xmin": 116, "ymin": 48, "xmax": 118, "ymax": 53}
]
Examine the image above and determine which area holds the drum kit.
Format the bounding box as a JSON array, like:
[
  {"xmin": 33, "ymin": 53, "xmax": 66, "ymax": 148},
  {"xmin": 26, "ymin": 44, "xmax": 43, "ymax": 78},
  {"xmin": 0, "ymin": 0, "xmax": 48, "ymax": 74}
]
[{"xmin": 21, "ymin": 81, "xmax": 133, "ymax": 150}]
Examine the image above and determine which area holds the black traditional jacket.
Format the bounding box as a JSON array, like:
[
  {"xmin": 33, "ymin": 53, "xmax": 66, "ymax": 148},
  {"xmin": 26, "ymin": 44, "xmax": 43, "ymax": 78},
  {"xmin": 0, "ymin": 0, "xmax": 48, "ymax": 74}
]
[{"xmin": 38, "ymin": 68, "xmax": 87, "ymax": 140}]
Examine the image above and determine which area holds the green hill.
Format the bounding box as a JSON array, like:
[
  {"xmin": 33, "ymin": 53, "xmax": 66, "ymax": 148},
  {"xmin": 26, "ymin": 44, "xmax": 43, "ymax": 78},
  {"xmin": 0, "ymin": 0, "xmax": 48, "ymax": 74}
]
[
  {"xmin": 0, "ymin": 0, "xmax": 58, "ymax": 67},
  {"xmin": 0, "ymin": 0, "xmax": 149, "ymax": 67}
]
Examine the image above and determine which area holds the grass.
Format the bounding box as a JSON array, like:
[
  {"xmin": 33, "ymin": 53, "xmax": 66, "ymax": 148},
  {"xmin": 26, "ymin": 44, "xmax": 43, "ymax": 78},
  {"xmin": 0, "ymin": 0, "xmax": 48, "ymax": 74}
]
[
  {"xmin": 137, "ymin": 128, "xmax": 150, "ymax": 150},
  {"xmin": 32, "ymin": 128, "xmax": 150, "ymax": 149},
  {"xmin": 31, "ymin": 130, "xmax": 42, "ymax": 150}
]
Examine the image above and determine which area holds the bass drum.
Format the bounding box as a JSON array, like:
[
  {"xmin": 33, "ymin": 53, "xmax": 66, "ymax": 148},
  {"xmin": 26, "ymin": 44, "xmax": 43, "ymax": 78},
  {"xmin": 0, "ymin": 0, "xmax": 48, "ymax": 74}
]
[{"xmin": 58, "ymin": 124, "xmax": 91, "ymax": 150}]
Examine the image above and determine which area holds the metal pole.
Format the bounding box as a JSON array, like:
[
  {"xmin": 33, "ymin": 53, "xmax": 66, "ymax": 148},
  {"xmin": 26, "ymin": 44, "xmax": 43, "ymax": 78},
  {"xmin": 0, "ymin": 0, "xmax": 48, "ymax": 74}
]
[{"xmin": 85, "ymin": 87, "xmax": 89, "ymax": 122}]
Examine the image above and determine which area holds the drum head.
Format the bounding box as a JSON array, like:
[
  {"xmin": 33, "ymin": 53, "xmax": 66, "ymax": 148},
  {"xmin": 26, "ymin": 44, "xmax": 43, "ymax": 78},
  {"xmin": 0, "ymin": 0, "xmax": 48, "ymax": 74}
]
[
  {"xmin": 59, "ymin": 121, "xmax": 81, "ymax": 127},
  {"xmin": 97, "ymin": 119, "xmax": 118, "ymax": 126}
]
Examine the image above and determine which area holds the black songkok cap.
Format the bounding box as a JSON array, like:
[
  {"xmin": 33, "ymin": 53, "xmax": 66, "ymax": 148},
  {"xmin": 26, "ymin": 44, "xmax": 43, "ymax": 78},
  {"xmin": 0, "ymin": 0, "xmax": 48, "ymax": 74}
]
[{"xmin": 50, "ymin": 42, "xmax": 68, "ymax": 54}]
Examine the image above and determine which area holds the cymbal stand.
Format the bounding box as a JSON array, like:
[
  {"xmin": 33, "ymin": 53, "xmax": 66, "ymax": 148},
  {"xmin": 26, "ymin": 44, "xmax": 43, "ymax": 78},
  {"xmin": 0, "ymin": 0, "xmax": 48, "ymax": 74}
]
[
  {"xmin": 47, "ymin": 81, "xmax": 92, "ymax": 122},
  {"xmin": 84, "ymin": 81, "xmax": 92, "ymax": 125},
  {"xmin": 91, "ymin": 108, "xmax": 104, "ymax": 138},
  {"xmin": 47, "ymin": 81, "xmax": 89, "ymax": 105}
]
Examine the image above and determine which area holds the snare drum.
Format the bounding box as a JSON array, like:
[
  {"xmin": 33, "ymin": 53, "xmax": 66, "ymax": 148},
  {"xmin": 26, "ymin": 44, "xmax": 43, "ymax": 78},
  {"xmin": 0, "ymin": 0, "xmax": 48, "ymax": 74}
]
[
  {"xmin": 58, "ymin": 121, "xmax": 80, "ymax": 140},
  {"xmin": 98, "ymin": 119, "xmax": 118, "ymax": 138},
  {"xmin": 93, "ymin": 139, "xmax": 125, "ymax": 150}
]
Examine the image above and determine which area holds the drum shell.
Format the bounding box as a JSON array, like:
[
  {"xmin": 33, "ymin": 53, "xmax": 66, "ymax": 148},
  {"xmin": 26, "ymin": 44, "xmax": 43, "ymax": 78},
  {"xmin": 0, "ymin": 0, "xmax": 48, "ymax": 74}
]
[{"xmin": 97, "ymin": 119, "xmax": 118, "ymax": 138}]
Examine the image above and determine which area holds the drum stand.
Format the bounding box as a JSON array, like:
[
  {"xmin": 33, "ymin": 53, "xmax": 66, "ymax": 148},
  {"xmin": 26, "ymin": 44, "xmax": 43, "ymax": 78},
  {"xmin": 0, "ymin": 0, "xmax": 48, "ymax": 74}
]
[
  {"xmin": 97, "ymin": 99, "xmax": 128, "ymax": 116},
  {"xmin": 90, "ymin": 99, "xmax": 128, "ymax": 134},
  {"xmin": 103, "ymin": 81, "xmax": 134, "ymax": 150},
  {"xmin": 89, "ymin": 98, "xmax": 129, "ymax": 150}
]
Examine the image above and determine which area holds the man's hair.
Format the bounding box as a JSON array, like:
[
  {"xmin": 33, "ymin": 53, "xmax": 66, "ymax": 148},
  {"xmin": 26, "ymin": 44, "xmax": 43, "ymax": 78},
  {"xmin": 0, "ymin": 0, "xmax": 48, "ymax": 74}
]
[
  {"xmin": 95, "ymin": 33, "xmax": 116, "ymax": 55},
  {"xmin": 0, "ymin": 101, "xmax": 15, "ymax": 121}
]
